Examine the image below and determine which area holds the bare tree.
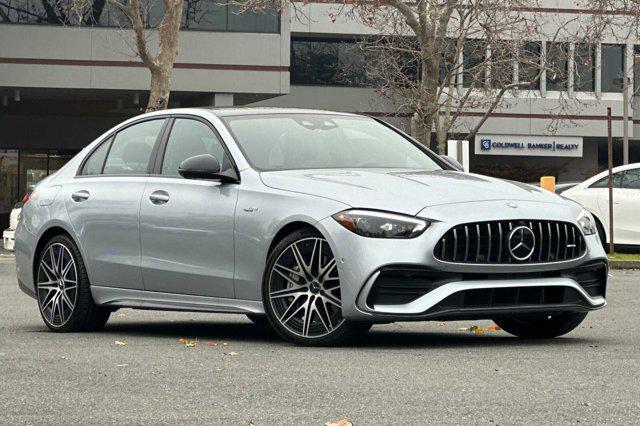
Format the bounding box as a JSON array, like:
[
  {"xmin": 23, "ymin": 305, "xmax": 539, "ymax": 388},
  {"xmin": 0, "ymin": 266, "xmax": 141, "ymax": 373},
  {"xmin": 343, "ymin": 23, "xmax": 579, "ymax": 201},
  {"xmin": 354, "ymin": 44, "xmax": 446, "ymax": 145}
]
[
  {"xmin": 0, "ymin": 0, "xmax": 187, "ymax": 112},
  {"xmin": 345, "ymin": 0, "xmax": 581, "ymax": 153},
  {"xmin": 108, "ymin": 0, "xmax": 184, "ymax": 111}
]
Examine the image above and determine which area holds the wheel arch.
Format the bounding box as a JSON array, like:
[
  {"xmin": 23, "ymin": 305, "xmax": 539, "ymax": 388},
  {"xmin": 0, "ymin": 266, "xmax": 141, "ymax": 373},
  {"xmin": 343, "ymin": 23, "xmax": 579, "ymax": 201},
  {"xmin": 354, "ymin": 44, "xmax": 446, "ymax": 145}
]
[
  {"xmin": 33, "ymin": 225, "xmax": 83, "ymax": 281},
  {"xmin": 267, "ymin": 220, "xmax": 321, "ymax": 258}
]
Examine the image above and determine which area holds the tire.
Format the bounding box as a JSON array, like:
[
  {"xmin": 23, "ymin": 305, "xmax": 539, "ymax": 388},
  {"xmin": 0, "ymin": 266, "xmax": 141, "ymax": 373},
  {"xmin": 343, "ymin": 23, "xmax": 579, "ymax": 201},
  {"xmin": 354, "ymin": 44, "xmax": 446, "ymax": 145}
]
[
  {"xmin": 493, "ymin": 312, "xmax": 587, "ymax": 339},
  {"xmin": 262, "ymin": 228, "xmax": 371, "ymax": 346},
  {"xmin": 35, "ymin": 234, "xmax": 110, "ymax": 332},
  {"xmin": 246, "ymin": 313, "xmax": 270, "ymax": 326}
]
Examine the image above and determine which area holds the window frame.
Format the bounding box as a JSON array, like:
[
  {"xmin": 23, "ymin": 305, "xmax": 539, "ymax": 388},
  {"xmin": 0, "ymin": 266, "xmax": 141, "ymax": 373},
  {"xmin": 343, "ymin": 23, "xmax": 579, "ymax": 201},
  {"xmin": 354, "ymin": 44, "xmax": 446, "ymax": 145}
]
[
  {"xmin": 150, "ymin": 115, "xmax": 241, "ymax": 180},
  {"xmin": 76, "ymin": 117, "xmax": 169, "ymax": 178}
]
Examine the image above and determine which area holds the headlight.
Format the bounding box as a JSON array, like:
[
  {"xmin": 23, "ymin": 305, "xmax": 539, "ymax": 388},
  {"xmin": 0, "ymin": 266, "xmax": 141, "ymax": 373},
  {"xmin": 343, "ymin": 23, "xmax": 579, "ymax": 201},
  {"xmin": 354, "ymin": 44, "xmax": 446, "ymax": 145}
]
[
  {"xmin": 332, "ymin": 209, "xmax": 429, "ymax": 238},
  {"xmin": 577, "ymin": 209, "xmax": 597, "ymax": 235}
]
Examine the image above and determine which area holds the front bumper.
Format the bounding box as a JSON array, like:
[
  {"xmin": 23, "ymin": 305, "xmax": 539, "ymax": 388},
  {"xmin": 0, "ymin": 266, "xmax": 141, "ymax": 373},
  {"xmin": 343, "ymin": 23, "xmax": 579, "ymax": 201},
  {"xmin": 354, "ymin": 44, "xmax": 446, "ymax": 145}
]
[{"xmin": 316, "ymin": 200, "xmax": 608, "ymax": 321}]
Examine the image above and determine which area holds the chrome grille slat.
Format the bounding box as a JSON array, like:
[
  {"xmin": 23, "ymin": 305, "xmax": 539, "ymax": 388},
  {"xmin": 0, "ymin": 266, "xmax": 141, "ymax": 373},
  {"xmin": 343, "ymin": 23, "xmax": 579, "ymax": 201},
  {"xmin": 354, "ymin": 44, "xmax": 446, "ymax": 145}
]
[{"xmin": 434, "ymin": 220, "xmax": 585, "ymax": 264}]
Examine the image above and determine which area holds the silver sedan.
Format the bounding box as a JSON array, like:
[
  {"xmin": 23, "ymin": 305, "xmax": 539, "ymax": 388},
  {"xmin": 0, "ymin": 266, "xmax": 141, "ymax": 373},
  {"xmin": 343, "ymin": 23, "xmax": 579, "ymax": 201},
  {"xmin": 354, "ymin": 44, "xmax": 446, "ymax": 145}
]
[{"xmin": 14, "ymin": 108, "xmax": 607, "ymax": 346}]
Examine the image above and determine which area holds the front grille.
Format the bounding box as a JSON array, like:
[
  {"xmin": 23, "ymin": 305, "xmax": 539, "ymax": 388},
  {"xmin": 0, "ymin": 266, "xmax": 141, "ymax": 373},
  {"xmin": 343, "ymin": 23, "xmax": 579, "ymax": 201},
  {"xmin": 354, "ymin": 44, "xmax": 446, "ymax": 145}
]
[{"xmin": 434, "ymin": 220, "xmax": 586, "ymax": 264}]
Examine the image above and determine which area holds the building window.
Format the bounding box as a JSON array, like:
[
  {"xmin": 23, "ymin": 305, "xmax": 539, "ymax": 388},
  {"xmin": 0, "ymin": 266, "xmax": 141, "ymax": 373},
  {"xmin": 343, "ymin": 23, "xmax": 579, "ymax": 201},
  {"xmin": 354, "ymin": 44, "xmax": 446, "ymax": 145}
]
[
  {"xmin": 0, "ymin": 149, "xmax": 19, "ymax": 224},
  {"xmin": 601, "ymin": 44, "xmax": 624, "ymax": 93},
  {"xmin": 574, "ymin": 44, "xmax": 595, "ymax": 92},
  {"xmin": 0, "ymin": 0, "xmax": 280, "ymax": 33},
  {"xmin": 463, "ymin": 39, "xmax": 487, "ymax": 88},
  {"xmin": 546, "ymin": 42, "xmax": 570, "ymax": 91},
  {"xmin": 291, "ymin": 38, "xmax": 369, "ymax": 87},
  {"xmin": 518, "ymin": 42, "xmax": 541, "ymax": 90},
  {"xmin": 489, "ymin": 41, "xmax": 514, "ymax": 89}
]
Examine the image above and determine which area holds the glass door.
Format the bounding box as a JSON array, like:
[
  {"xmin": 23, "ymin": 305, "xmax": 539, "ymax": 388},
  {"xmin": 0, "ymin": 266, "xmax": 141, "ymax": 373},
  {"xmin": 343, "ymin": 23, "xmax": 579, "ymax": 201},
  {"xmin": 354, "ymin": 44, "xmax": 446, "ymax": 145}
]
[{"xmin": 0, "ymin": 150, "xmax": 19, "ymax": 229}]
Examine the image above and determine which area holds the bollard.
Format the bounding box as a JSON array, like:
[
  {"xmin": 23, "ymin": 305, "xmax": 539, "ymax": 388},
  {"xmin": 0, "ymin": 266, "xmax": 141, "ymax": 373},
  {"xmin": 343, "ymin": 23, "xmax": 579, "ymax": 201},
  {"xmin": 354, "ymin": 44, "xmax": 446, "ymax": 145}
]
[{"xmin": 540, "ymin": 176, "xmax": 556, "ymax": 192}]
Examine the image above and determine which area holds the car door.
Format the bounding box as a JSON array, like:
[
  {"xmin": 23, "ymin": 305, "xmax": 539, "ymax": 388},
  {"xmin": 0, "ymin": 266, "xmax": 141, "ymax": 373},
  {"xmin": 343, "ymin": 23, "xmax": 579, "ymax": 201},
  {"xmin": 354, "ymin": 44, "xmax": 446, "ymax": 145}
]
[
  {"xmin": 139, "ymin": 117, "xmax": 239, "ymax": 298},
  {"xmin": 65, "ymin": 118, "xmax": 167, "ymax": 290},
  {"xmin": 601, "ymin": 168, "xmax": 640, "ymax": 245}
]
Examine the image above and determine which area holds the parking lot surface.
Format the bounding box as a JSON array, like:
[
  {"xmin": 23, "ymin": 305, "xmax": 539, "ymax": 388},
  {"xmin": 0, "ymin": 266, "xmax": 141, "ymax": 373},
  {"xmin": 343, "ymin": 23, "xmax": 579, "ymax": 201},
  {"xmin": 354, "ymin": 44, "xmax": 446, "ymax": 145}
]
[{"xmin": 1, "ymin": 254, "xmax": 639, "ymax": 424}]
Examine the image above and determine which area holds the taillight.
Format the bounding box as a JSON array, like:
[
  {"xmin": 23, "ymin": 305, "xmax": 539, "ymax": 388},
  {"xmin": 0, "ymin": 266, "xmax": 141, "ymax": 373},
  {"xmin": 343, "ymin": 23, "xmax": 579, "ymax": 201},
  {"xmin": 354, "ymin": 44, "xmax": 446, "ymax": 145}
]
[{"xmin": 21, "ymin": 192, "xmax": 31, "ymax": 204}]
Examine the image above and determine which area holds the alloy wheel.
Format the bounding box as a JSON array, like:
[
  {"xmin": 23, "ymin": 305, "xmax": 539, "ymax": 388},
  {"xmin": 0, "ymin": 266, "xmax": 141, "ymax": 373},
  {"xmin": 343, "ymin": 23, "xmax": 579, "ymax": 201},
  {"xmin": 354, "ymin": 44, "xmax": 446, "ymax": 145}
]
[
  {"xmin": 37, "ymin": 243, "xmax": 78, "ymax": 327},
  {"xmin": 268, "ymin": 237, "xmax": 344, "ymax": 338}
]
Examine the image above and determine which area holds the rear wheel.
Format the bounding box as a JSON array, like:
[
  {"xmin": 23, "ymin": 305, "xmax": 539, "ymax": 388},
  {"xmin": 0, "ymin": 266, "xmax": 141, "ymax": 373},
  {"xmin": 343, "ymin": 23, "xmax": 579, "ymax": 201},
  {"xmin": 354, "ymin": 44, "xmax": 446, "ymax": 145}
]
[
  {"xmin": 493, "ymin": 312, "xmax": 587, "ymax": 338},
  {"xmin": 263, "ymin": 228, "xmax": 371, "ymax": 346},
  {"xmin": 36, "ymin": 235, "xmax": 110, "ymax": 332}
]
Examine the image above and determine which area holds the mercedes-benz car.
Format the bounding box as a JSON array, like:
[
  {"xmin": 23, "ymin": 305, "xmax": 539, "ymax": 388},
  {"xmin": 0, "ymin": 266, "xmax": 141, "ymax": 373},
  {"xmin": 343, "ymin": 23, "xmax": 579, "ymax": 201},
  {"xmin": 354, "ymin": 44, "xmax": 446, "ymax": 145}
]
[{"xmin": 14, "ymin": 108, "xmax": 607, "ymax": 346}]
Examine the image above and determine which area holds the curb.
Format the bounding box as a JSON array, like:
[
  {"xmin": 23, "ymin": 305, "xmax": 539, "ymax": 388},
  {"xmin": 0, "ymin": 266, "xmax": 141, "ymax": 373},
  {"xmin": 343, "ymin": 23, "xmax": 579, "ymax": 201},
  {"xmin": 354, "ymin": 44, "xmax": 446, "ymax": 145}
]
[{"xmin": 608, "ymin": 259, "xmax": 640, "ymax": 270}]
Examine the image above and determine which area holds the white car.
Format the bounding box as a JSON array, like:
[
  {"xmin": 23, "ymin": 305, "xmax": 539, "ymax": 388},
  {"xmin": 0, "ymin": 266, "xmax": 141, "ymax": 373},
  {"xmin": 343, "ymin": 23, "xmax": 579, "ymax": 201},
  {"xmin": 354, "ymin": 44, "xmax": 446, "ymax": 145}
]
[
  {"xmin": 3, "ymin": 204, "xmax": 22, "ymax": 251},
  {"xmin": 563, "ymin": 163, "xmax": 640, "ymax": 247}
]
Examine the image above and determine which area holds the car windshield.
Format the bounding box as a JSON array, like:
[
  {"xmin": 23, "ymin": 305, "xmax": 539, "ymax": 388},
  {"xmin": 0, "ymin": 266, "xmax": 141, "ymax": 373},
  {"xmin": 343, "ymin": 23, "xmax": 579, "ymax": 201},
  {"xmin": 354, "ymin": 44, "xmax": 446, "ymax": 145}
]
[{"xmin": 222, "ymin": 114, "xmax": 443, "ymax": 172}]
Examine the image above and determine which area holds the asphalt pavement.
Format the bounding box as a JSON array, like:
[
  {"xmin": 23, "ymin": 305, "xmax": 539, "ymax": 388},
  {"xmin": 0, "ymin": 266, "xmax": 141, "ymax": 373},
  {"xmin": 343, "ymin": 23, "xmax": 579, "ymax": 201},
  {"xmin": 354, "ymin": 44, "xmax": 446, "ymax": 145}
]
[{"xmin": 1, "ymin": 254, "xmax": 639, "ymax": 424}]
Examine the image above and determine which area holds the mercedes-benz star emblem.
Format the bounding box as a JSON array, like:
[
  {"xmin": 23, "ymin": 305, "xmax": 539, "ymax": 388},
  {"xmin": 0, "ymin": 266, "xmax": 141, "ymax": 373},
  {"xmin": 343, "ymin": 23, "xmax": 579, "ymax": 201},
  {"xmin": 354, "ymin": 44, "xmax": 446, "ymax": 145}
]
[{"xmin": 508, "ymin": 225, "xmax": 536, "ymax": 261}]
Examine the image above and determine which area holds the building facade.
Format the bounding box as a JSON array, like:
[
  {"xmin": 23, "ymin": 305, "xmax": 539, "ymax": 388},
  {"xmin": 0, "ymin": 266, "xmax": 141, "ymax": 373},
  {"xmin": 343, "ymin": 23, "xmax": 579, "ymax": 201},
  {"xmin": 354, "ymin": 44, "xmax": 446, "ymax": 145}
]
[{"xmin": 1, "ymin": 1, "xmax": 639, "ymax": 225}]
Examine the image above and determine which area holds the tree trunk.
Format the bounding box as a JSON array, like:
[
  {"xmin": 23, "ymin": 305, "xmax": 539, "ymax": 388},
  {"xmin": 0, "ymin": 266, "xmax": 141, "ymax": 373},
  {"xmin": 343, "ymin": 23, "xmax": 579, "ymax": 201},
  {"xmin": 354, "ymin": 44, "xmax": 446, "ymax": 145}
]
[
  {"xmin": 436, "ymin": 128, "xmax": 447, "ymax": 155},
  {"xmin": 410, "ymin": 111, "xmax": 432, "ymax": 146},
  {"xmin": 144, "ymin": 0, "xmax": 184, "ymax": 112},
  {"xmin": 147, "ymin": 68, "xmax": 171, "ymax": 112}
]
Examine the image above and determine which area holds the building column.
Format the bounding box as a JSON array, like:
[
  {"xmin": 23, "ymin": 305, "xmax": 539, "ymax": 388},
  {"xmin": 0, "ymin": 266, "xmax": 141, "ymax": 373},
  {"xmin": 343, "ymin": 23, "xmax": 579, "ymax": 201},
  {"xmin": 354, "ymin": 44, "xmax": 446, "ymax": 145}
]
[{"xmin": 213, "ymin": 93, "xmax": 234, "ymax": 107}]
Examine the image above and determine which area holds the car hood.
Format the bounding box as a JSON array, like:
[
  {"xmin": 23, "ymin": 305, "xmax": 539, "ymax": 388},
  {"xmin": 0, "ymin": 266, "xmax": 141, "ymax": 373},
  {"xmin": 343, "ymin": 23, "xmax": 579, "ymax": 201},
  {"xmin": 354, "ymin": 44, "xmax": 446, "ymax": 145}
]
[{"xmin": 259, "ymin": 169, "xmax": 567, "ymax": 216}]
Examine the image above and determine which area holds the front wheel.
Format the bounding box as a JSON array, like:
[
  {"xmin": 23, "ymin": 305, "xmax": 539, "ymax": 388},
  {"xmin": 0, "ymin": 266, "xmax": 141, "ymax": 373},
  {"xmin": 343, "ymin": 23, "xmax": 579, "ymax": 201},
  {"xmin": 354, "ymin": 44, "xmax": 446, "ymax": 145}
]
[
  {"xmin": 263, "ymin": 229, "xmax": 371, "ymax": 346},
  {"xmin": 36, "ymin": 234, "xmax": 110, "ymax": 332},
  {"xmin": 493, "ymin": 312, "xmax": 587, "ymax": 339}
]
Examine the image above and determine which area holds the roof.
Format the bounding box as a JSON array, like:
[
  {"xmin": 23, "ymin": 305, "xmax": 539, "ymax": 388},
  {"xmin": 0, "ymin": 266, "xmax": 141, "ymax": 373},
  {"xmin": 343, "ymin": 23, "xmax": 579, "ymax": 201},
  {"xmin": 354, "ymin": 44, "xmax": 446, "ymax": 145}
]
[{"xmin": 197, "ymin": 107, "xmax": 362, "ymax": 118}]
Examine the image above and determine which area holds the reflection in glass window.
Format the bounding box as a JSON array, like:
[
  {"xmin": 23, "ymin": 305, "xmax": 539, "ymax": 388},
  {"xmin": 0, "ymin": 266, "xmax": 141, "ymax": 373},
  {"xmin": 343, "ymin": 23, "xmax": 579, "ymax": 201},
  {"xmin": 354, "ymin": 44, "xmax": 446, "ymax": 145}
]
[
  {"xmin": 103, "ymin": 120, "xmax": 164, "ymax": 175},
  {"xmin": 622, "ymin": 169, "xmax": 640, "ymax": 189},
  {"xmin": 81, "ymin": 138, "xmax": 112, "ymax": 175},
  {"xmin": 228, "ymin": 4, "xmax": 279, "ymax": 33},
  {"xmin": 489, "ymin": 41, "xmax": 514, "ymax": 88},
  {"xmin": 546, "ymin": 42, "xmax": 570, "ymax": 91},
  {"xmin": 291, "ymin": 39, "xmax": 369, "ymax": 87},
  {"xmin": 590, "ymin": 173, "xmax": 624, "ymax": 188},
  {"xmin": 518, "ymin": 42, "xmax": 541, "ymax": 90},
  {"xmin": 0, "ymin": 0, "xmax": 280, "ymax": 33},
  {"xmin": 463, "ymin": 39, "xmax": 487, "ymax": 88},
  {"xmin": 0, "ymin": 150, "xmax": 19, "ymax": 220},
  {"xmin": 601, "ymin": 44, "xmax": 624, "ymax": 93},
  {"xmin": 574, "ymin": 44, "xmax": 595, "ymax": 92},
  {"xmin": 161, "ymin": 119, "xmax": 228, "ymax": 176},
  {"xmin": 182, "ymin": 0, "xmax": 226, "ymax": 31}
]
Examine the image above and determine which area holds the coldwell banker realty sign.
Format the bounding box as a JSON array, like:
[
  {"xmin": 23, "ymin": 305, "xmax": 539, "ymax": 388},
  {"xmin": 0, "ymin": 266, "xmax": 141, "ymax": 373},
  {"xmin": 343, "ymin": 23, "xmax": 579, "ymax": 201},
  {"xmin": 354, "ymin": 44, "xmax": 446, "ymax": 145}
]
[{"xmin": 475, "ymin": 134, "xmax": 583, "ymax": 157}]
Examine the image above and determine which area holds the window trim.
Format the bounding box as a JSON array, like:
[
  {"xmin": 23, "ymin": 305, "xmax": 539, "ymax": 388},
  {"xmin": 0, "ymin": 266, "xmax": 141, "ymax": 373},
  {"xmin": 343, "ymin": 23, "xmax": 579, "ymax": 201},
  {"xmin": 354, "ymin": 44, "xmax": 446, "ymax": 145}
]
[
  {"xmin": 75, "ymin": 117, "xmax": 169, "ymax": 178},
  {"xmin": 149, "ymin": 114, "xmax": 241, "ymax": 181}
]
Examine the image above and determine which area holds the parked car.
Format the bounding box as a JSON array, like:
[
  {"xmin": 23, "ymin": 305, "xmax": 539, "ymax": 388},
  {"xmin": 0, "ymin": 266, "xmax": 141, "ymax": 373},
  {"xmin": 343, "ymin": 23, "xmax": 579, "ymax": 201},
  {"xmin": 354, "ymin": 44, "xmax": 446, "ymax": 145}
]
[
  {"xmin": 14, "ymin": 108, "xmax": 607, "ymax": 346},
  {"xmin": 563, "ymin": 163, "xmax": 640, "ymax": 248},
  {"xmin": 3, "ymin": 202, "xmax": 22, "ymax": 251}
]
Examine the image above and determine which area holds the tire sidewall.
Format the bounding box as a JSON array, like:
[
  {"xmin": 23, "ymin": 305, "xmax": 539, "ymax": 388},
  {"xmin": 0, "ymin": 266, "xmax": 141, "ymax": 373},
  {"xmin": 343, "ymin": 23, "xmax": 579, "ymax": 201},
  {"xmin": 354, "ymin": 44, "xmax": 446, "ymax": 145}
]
[
  {"xmin": 35, "ymin": 235, "xmax": 92, "ymax": 332},
  {"xmin": 261, "ymin": 228, "xmax": 369, "ymax": 346}
]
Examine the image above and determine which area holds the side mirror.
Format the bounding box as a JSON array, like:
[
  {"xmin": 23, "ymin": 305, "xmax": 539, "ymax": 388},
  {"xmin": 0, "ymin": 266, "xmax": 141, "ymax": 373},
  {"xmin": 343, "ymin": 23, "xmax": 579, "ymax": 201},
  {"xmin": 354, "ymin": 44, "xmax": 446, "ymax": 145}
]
[
  {"xmin": 440, "ymin": 155, "xmax": 465, "ymax": 172},
  {"xmin": 178, "ymin": 154, "xmax": 238, "ymax": 183}
]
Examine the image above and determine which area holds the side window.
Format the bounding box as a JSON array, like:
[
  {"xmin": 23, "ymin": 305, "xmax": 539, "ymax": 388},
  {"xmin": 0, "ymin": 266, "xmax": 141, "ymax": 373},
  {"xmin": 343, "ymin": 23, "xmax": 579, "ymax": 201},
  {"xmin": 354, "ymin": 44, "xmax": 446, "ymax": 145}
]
[
  {"xmin": 103, "ymin": 119, "xmax": 165, "ymax": 175},
  {"xmin": 81, "ymin": 137, "xmax": 112, "ymax": 175},
  {"xmin": 621, "ymin": 169, "xmax": 640, "ymax": 189},
  {"xmin": 590, "ymin": 172, "xmax": 624, "ymax": 189},
  {"xmin": 160, "ymin": 119, "xmax": 229, "ymax": 176}
]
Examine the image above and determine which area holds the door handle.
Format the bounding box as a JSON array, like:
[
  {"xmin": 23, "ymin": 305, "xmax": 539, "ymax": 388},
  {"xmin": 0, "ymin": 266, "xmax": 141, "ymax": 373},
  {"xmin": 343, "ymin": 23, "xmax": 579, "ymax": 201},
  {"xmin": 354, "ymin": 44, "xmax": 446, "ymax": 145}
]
[
  {"xmin": 149, "ymin": 190, "xmax": 170, "ymax": 205},
  {"xmin": 71, "ymin": 190, "xmax": 90, "ymax": 202}
]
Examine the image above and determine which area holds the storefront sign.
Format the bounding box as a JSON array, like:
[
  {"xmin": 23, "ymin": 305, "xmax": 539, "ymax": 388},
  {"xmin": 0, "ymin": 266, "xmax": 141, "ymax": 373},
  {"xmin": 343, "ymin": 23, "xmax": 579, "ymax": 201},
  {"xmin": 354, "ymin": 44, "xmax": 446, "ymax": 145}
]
[{"xmin": 475, "ymin": 134, "xmax": 583, "ymax": 157}]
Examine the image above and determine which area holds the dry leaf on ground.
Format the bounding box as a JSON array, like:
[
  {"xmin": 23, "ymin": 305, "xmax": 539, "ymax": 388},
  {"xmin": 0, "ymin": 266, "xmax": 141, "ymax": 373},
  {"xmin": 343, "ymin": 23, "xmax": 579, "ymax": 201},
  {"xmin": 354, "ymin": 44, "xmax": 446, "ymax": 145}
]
[
  {"xmin": 114, "ymin": 340, "xmax": 127, "ymax": 346},
  {"xmin": 325, "ymin": 419, "xmax": 353, "ymax": 426}
]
